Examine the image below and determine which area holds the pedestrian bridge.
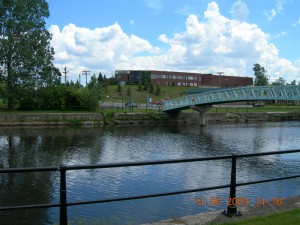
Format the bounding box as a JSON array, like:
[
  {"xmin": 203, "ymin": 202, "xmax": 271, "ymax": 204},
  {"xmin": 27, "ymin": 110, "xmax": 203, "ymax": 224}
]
[{"xmin": 162, "ymin": 85, "xmax": 300, "ymax": 125}]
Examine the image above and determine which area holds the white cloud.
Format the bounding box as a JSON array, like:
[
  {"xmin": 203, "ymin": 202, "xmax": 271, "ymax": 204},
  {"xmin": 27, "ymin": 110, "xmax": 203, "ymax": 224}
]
[
  {"xmin": 292, "ymin": 17, "xmax": 300, "ymax": 27},
  {"xmin": 49, "ymin": 1, "xmax": 300, "ymax": 83},
  {"xmin": 265, "ymin": 9, "xmax": 277, "ymax": 21},
  {"xmin": 265, "ymin": 0, "xmax": 287, "ymax": 21},
  {"xmin": 230, "ymin": 0, "xmax": 249, "ymax": 21},
  {"xmin": 49, "ymin": 23, "xmax": 160, "ymax": 78},
  {"xmin": 129, "ymin": 19, "xmax": 135, "ymax": 26},
  {"xmin": 275, "ymin": 31, "xmax": 288, "ymax": 38},
  {"xmin": 144, "ymin": 0, "xmax": 162, "ymax": 11}
]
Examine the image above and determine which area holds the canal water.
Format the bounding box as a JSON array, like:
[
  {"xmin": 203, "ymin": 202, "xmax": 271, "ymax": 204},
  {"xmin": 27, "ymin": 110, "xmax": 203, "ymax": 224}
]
[{"xmin": 0, "ymin": 121, "xmax": 300, "ymax": 225}]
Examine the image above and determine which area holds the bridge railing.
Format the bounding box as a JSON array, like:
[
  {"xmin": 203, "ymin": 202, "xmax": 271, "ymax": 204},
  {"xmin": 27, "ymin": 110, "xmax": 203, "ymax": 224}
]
[
  {"xmin": 163, "ymin": 85, "xmax": 300, "ymax": 111},
  {"xmin": 1, "ymin": 149, "xmax": 300, "ymax": 224}
]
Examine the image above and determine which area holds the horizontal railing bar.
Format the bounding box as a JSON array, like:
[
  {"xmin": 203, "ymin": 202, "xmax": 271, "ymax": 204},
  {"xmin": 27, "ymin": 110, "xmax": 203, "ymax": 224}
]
[
  {"xmin": 66, "ymin": 155, "xmax": 232, "ymax": 170},
  {"xmin": 237, "ymin": 174, "xmax": 300, "ymax": 187},
  {"xmin": 0, "ymin": 203, "xmax": 60, "ymax": 211},
  {"xmin": 234, "ymin": 149, "xmax": 300, "ymax": 158},
  {"xmin": 67, "ymin": 184, "xmax": 231, "ymax": 206},
  {"xmin": 0, "ymin": 166, "xmax": 58, "ymax": 173}
]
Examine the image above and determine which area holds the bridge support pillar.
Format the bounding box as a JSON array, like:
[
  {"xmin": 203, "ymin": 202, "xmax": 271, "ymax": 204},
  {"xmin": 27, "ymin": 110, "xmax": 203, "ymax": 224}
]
[{"xmin": 191, "ymin": 105, "xmax": 212, "ymax": 126}]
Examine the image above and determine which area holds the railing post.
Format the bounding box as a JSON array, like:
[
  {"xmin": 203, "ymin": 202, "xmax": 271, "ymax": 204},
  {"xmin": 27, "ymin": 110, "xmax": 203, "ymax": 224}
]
[
  {"xmin": 223, "ymin": 155, "xmax": 242, "ymax": 217},
  {"xmin": 59, "ymin": 164, "xmax": 68, "ymax": 225}
]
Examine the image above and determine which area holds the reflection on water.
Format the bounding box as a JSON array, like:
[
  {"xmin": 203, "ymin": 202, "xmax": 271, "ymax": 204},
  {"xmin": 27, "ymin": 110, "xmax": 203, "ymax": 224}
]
[{"xmin": 0, "ymin": 122, "xmax": 300, "ymax": 224}]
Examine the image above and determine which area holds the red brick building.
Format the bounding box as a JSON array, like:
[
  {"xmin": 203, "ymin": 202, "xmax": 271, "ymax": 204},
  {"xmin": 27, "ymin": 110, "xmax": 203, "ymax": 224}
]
[{"xmin": 115, "ymin": 70, "xmax": 253, "ymax": 88}]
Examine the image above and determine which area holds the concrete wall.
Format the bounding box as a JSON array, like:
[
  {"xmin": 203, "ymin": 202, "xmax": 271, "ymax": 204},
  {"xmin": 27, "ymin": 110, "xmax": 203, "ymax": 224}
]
[
  {"xmin": 0, "ymin": 112, "xmax": 299, "ymax": 126},
  {"xmin": 0, "ymin": 113, "xmax": 103, "ymax": 126}
]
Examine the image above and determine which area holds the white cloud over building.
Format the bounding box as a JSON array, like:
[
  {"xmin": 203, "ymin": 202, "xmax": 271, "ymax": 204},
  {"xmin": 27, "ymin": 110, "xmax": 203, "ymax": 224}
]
[{"xmin": 49, "ymin": 1, "xmax": 300, "ymax": 83}]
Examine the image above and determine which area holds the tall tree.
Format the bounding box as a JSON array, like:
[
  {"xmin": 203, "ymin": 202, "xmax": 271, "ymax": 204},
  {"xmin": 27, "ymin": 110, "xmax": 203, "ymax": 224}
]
[
  {"xmin": 253, "ymin": 64, "xmax": 269, "ymax": 86},
  {"xmin": 0, "ymin": 0, "xmax": 60, "ymax": 109}
]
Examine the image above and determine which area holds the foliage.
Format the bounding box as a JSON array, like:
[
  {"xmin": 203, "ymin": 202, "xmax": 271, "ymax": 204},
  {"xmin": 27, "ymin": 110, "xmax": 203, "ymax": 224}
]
[
  {"xmin": 0, "ymin": 0, "xmax": 60, "ymax": 109},
  {"xmin": 141, "ymin": 71, "xmax": 151, "ymax": 86},
  {"xmin": 155, "ymin": 84, "xmax": 161, "ymax": 96},
  {"xmin": 80, "ymin": 74, "xmax": 103, "ymax": 111},
  {"xmin": 149, "ymin": 83, "xmax": 154, "ymax": 93},
  {"xmin": 117, "ymin": 83, "xmax": 122, "ymax": 92},
  {"xmin": 253, "ymin": 64, "xmax": 269, "ymax": 86},
  {"xmin": 18, "ymin": 74, "xmax": 103, "ymax": 111},
  {"xmin": 272, "ymin": 77, "xmax": 285, "ymax": 86}
]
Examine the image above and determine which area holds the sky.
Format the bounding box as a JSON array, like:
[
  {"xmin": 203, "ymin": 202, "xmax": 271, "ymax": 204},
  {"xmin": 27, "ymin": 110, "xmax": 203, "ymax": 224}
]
[{"xmin": 46, "ymin": 0, "xmax": 300, "ymax": 84}]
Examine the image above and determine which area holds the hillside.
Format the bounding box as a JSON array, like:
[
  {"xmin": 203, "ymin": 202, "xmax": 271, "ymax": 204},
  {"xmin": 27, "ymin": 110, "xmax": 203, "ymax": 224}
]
[{"xmin": 104, "ymin": 84, "xmax": 200, "ymax": 104}]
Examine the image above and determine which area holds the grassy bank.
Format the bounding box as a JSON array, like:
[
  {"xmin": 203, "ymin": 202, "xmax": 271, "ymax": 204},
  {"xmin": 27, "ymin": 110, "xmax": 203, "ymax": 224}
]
[{"xmin": 213, "ymin": 208, "xmax": 300, "ymax": 225}]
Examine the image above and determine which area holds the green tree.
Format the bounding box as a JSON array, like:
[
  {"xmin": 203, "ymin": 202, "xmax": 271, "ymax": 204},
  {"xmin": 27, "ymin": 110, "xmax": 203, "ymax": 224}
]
[
  {"xmin": 79, "ymin": 75, "xmax": 102, "ymax": 111},
  {"xmin": 0, "ymin": 0, "xmax": 60, "ymax": 109},
  {"xmin": 155, "ymin": 84, "xmax": 161, "ymax": 96},
  {"xmin": 141, "ymin": 71, "xmax": 151, "ymax": 87},
  {"xmin": 117, "ymin": 83, "xmax": 122, "ymax": 92},
  {"xmin": 253, "ymin": 64, "xmax": 269, "ymax": 86},
  {"xmin": 149, "ymin": 82, "xmax": 154, "ymax": 93},
  {"xmin": 272, "ymin": 77, "xmax": 285, "ymax": 86}
]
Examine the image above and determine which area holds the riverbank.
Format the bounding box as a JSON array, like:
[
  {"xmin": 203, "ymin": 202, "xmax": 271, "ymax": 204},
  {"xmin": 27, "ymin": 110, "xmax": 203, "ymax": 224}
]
[
  {"xmin": 0, "ymin": 111, "xmax": 300, "ymax": 126},
  {"xmin": 141, "ymin": 195, "xmax": 300, "ymax": 225}
]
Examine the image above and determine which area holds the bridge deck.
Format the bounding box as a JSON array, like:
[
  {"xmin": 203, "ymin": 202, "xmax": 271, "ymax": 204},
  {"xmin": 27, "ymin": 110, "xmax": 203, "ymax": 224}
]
[{"xmin": 162, "ymin": 85, "xmax": 300, "ymax": 112}]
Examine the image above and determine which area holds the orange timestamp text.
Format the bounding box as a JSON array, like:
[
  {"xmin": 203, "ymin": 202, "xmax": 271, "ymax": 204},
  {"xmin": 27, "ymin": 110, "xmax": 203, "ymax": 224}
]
[{"xmin": 194, "ymin": 197, "xmax": 283, "ymax": 207}]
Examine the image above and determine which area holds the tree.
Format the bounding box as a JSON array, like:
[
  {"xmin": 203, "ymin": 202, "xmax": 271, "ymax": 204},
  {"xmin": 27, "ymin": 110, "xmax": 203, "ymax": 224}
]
[
  {"xmin": 0, "ymin": 0, "xmax": 60, "ymax": 109},
  {"xmin": 141, "ymin": 71, "xmax": 151, "ymax": 87},
  {"xmin": 253, "ymin": 64, "xmax": 269, "ymax": 86},
  {"xmin": 272, "ymin": 77, "xmax": 285, "ymax": 86},
  {"xmin": 117, "ymin": 83, "xmax": 122, "ymax": 92},
  {"xmin": 155, "ymin": 84, "xmax": 161, "ymax": 96},
  {"xmin": 79, "ymin": 75, "xmax": 102, "ymax": 111}
]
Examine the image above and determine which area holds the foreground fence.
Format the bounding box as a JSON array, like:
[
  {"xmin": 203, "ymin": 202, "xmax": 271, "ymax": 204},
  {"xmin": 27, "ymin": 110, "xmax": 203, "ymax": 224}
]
[{"xmin": 1, "ymin": 149, "xmax": 300, "ymax": 224}]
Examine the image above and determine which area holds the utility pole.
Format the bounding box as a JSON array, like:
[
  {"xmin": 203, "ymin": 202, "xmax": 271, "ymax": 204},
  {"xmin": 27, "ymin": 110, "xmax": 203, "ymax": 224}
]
[
  {"xmin": 81, "ymin": 70, "xmax": 91, "ymax": 85},
  {"xmin": 62, "ymin": 67, "xmax": 69, "ymax": 84}
]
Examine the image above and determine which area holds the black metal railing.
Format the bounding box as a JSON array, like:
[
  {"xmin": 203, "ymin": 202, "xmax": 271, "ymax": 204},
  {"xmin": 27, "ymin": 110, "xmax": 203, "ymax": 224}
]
[{"xmin": 1, "ymin": 149, "xmax": 300, "ymax": 225}]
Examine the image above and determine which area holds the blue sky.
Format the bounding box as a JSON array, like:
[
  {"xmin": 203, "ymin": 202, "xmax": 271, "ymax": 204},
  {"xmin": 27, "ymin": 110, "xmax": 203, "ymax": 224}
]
[{"xmin": 46, "ymin": 0, "xmax": 300, "ymax": 83}]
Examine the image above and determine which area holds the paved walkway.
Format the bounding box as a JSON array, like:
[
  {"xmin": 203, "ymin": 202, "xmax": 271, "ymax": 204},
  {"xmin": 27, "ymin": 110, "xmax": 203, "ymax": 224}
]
[{"xmin": 141, "ymin": 195, "xmax": 300, "ymax": 225}]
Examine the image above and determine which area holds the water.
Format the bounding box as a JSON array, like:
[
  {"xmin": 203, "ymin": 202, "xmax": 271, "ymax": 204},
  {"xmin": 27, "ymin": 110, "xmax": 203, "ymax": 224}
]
[{"xmin": 0, "ymin": 121, "xmax": 300, "ymax": 225}]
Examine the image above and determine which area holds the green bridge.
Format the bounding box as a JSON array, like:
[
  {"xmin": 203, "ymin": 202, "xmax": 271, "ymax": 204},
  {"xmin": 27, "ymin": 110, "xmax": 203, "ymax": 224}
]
[{"xmin": 162, "ymin": 85, "xmax": 300, "ymax": 125}]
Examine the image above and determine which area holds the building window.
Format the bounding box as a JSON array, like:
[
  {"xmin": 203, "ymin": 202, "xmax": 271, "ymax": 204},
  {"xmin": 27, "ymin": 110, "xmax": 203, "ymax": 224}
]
[{"xmin": 151, "ymin": 74, "xmax": 157, "ymax": 79}]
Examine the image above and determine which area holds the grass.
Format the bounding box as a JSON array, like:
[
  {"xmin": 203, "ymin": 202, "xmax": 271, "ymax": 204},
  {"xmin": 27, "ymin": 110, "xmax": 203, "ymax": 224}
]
[
  {"xmin": 105, "ymin": 84, "xmax": 197, "ymax": 103},
  {"xmin": 210, "ymin": 208, "xmax": 300, "ymax": 225}
]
